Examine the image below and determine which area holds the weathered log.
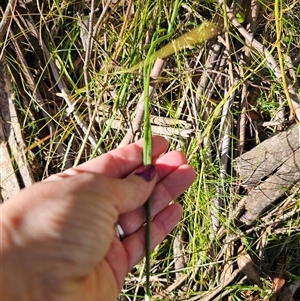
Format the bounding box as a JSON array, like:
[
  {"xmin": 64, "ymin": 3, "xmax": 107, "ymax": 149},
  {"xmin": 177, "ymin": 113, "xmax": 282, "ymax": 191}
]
[
  {"xmin": 233, "ymin": 124, "xmax": 300, "ymax": 225},
  {"xmin": 234, "ymin": 124, "xmax": 299, "ymax": 187}
]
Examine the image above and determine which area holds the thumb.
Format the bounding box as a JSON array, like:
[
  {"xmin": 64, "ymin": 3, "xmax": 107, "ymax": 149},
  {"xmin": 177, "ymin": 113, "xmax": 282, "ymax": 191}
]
[{"xmin": 113, "ymin": 164, "xmax": 157, "ymax": 214}]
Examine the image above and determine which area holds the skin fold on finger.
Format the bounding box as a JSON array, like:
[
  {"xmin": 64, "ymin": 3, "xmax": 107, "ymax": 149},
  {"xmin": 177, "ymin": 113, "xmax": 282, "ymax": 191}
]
[
  {"xmin": 118, "ymin": 164, "xmax": 195, "ymax": 234},
  {"xmin": 46, "ymin": 136, "xmax": 169, "ymax": 182}
]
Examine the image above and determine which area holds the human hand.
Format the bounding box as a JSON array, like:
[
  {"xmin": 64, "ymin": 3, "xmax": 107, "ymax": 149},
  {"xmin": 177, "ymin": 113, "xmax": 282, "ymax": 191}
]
[{"xmin": 1, "ymin": 136, "xmax": 195, "ymax": 301}]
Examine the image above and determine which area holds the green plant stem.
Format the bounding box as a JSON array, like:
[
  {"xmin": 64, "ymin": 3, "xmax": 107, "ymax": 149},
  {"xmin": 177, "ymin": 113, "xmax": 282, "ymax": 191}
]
[
  {"xmin": 145, "ymin": 197, "xmax": 151, "ymax": 299},
  {"xmin": 142, "ymin": 6, "xmax": 164, "ymax": 296},
  {"xmin": 143, "ymin": 58, "xmax": 152, "ymax": 300}
]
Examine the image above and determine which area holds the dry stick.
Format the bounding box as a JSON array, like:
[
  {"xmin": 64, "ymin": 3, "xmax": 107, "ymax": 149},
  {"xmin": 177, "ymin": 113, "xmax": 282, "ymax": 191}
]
[
  {"xmin": 176, "ymin": 63, "xmax": 194, "ymax": 120},
  {"xmin": 221, "ymin": 179, "xmax": 300, "ymax": 246},
  {"xmin": 92, "ymin": 0, "xmax": 113, "ymax": 39},
  {"xmin": 210, "ymin": 1, "xmax": 236, "ymax": 237},
  {"xmin": 218, "ymin": 78, "xmax": 235, "ymax": 173},
  {"xmin": 118, "ymin": 58, "xmax": 166, "ymax": 147},
  {"xmin": 236, "ymin": 0, "xmax": 259, "ymax": 154},
  {"xmin": 195, "ymin": 38, "xmax": 223, "ymax": 112},
  {"xmin": 225, "ymin": 4, "xmax": 300, "ymax": 124},
  {"xmin": 83, "ymin": 0, "xmax": 96, "ymax": 121},
  {"xmin": 260, "ymin": 179, "xmax": 300, "ymax": 222},
  {"xmin": 16, "ymin": 1, "xmax": 98, "ymax": 151},
  {"xmin": 217, "ymin": 83, "xmax": 236, "ymax": 188},
  {"xmin": 167, "ymin": 230, "xmax": 226, "ymax": 293},
  {"xmin": 173, "ymin": 231, "xmax": 187, "ymax": 280},
  {"xmin": 82, "ymin": 0, "xmax": 113, "ymax": 120},
  {"xmin": 238, "ymin": 81, "xmax": 248, "ymax": 154},
  {"xmin": 0, "ymin": 0, "xmax": 17, "ymax": 139},
  {"xmin": 192, "ymin": 40, "xmax": 225, "ymax": 181},
  {"xmin": 166, "ymin": 273, "xmax": 189, "ymax": 292},
  {"xmin": 230, "ymin": 204, "xmax": 299, "ymax": 244},
  {"xmin": 195, "ymin": 14, "xmax": 224, "ymax": 102},
  {"xmin": 260, "ymin": 119, "xmax": 294, "ymax": 127},
  {"xmin": 0, "ymin": 0, "xmax": 17, "ymax": 57},
  {"xmin": 0, "ymin": 0, "xmax": 16, "ymax": 32}
]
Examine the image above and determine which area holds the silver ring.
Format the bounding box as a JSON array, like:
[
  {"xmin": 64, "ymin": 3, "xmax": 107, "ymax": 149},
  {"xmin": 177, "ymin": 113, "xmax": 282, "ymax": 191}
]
[{"xmin": 115, "ymin": 223, "xmax": 126, "ymax": 240}]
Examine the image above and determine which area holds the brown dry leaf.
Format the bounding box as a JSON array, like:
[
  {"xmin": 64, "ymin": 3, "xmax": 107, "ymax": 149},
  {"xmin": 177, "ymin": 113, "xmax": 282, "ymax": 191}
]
[{"xmin": 237, "ymin": 246, "xmax": 263, "ymax": 289}]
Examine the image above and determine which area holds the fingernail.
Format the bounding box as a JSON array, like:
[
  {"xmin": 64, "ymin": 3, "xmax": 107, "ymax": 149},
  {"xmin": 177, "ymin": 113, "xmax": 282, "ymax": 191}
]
[{"xmin": 134, "ymin": 164, "xmax": 156, "ymax": 182}]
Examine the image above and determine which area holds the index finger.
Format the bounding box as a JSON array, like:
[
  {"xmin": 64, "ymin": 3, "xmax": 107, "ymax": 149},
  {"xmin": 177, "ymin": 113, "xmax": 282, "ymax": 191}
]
[{"xmin": 74, "ymin": 136, "xmax": 169, "ymax": 178}]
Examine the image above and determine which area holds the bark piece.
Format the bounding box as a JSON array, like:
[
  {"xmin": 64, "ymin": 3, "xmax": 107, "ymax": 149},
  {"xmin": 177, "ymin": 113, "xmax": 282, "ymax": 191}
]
[
  {"xmin": 234, "ymin": 124, "xmax": 299, "ymax": 187},
  {"xmin": 234, "ymin": 124, "xmax": 300, "ymax": 225},
  {"xmin": 239, "ymin": 147, "xmax": 300, "ymax": 225}
]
